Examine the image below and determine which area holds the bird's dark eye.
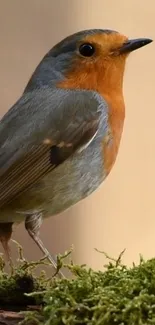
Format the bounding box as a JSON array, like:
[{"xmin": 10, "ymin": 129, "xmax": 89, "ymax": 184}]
[{"xmin": 79, "ymin": 43, "xmax": 95, "ymax": 57}]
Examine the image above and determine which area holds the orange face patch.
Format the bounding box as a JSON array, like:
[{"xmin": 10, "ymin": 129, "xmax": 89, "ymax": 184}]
[
  {"xmin": 58, "ymin": 32, "xmax": 129, "ymax": 95},
  {"xmin": 79, "ymin": 32, "xmax": 128, "ymax": 57}
]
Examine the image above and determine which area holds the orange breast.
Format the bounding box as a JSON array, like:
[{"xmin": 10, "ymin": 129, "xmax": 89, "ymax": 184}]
[
  {"xmin": 58, "ymin": 55, "xmax": 126, "ymax": 176},
  {"xmin": 102, "ymin": 92, "xmax": 125, "ymax": 175}
]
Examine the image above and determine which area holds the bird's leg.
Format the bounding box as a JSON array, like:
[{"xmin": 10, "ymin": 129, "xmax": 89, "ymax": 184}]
[
  {"xmin": 0, "ymin": 222, "xmax": 13, "ymax": 269},
  {"xmin": 25, "ymin": 213, "xmax": 65, "ymax": 278}
]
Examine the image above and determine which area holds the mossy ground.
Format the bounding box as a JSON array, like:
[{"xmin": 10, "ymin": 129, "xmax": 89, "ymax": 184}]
[{"xmin": 1, "ymin": 245, "xmax": 155, "ymax": 325}]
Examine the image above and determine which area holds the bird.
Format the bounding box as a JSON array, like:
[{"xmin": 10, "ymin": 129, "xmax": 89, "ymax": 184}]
[{"xmin": 0, "ymin": 29, "xmax": 152, "ymax": 277}]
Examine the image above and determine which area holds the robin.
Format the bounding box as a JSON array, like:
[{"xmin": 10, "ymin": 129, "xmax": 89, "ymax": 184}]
[{"xmin": 0, "ymin": 29, "xmax": 152, "ymax": 277}]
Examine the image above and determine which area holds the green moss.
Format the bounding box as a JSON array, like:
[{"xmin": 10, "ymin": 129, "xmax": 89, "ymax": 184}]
[
  {"xmin": 42, "ymin": 254, "xmax": 155, "ymax": 324},
  {"xmin": 1, "ymin": 247, "xmax": 155, "ymax": 324}
]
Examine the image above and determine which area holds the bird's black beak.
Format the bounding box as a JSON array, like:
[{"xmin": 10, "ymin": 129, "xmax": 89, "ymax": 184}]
[{"xmin": 119, "ymin": 38, "xmax": 153, "ymax": 54}]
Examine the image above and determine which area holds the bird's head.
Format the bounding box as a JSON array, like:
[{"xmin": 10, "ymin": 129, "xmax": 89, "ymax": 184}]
[{"xmin": 25, "ymin": 29, "xmax": 152, "ymax": 98}]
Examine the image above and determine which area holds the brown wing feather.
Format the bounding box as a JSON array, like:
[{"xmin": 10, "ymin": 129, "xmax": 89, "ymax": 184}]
[{"xmin": 0, "ymin": 120, "xmax": 99, "ymax": 207}]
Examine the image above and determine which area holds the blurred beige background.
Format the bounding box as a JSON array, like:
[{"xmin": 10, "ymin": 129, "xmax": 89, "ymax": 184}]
[{"xmin": 0, "ymin": 0, "xmax": 155, "ymax": 270}]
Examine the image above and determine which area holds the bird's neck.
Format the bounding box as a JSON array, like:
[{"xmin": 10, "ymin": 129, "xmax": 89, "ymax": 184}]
[{"xmin": 99, "ymin": 70, "xmax": 125, "ymax": 145}]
